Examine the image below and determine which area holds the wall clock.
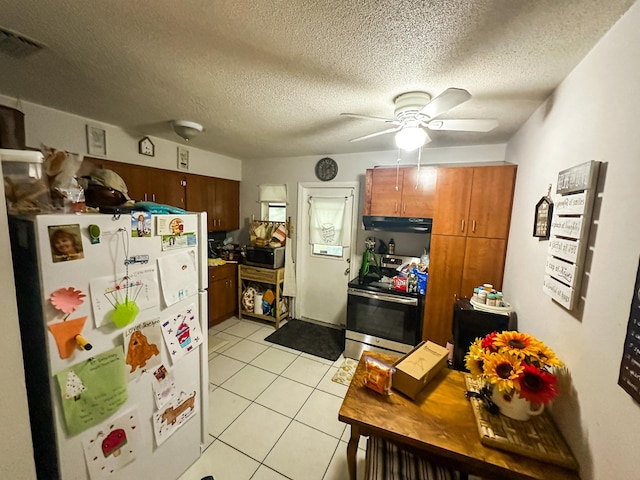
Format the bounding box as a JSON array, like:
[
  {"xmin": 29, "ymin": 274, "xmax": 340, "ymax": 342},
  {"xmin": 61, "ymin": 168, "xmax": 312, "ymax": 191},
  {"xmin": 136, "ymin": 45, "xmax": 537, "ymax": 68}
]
[
  {"xmin": 315, "ymin": 157, "xmax": 338, "ymax": 181},
  {"xmin": 138, "ymin": 136, "xmax": 155, "ymax": 157}
]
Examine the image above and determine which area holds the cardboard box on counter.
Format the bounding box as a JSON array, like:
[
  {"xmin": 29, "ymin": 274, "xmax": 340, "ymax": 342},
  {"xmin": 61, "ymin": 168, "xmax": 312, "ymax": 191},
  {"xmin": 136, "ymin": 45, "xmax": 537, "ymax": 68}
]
[{"xmin": 392, "ymin": 340, "xmax": 449, "ymax": 400}]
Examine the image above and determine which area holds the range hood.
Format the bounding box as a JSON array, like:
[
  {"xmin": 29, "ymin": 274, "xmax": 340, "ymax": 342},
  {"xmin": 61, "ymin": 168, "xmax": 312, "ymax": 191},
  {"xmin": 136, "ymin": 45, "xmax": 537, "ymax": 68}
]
[{"xmin": 362, "ymin": 216, "xmax": 432, "ymax": 233}]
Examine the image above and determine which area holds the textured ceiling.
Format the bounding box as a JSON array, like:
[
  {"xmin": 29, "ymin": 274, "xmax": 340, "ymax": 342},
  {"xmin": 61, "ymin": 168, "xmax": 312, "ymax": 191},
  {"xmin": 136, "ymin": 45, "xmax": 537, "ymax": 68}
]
[{"xmin": 0, "ymin": 0, "xmax": 634, "ymax": 160}]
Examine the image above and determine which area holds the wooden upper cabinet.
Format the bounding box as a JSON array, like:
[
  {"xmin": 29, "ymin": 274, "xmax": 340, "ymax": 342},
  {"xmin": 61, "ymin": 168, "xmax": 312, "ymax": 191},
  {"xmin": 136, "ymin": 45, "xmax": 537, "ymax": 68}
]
[
  {"xmin": 83, "ymin": 157, "xmax": 240, "ymax": 233},
  {"xmin": 204, "ymin": 177, "xmax": 240, "ymax": 232},
  {"xmin": 184, "ymin": 173, "xmax": 209, "ymax": 213},
  {"xmin": 432, "ymin": 165, "xmax": 516, "ymax": 238},
  {"xmin": 466, "ymin": 166, "xmax": 517, "ymax": 239},
  {"xmin": 186, "ymin": 175, "xmax": 240, "ymax": 232},
  {"xmin": 367, "ymin": 166, "xmax": 437, "ymax": 218},
  {"xmin": 369, "ymin": 168, "xmax": 403, "ymax": 216},
  {"xmin": 432, "ymin": 167, "xmax": 473, "ymax": 236},
  {"xmin": 148, "ymin": 169, "xmax": 185, "ymax": 208},
  {"xmin": 401, "ymin": 166, "xmax": 438, "ymax": 218},
  {"xmin": 213, "ymin": 178, "xmax": 240, "ymax": 232},
  {"xmin": 86, "ymin": 158, "xmax": 185, "ymax": 207}
]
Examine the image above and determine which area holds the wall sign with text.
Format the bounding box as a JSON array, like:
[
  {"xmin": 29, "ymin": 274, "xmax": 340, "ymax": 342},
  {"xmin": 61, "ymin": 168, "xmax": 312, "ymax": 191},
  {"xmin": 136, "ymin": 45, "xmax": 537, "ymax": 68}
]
[{"xmin": 543, "ymin": 161, "xmax": 601, "ymax": 310}]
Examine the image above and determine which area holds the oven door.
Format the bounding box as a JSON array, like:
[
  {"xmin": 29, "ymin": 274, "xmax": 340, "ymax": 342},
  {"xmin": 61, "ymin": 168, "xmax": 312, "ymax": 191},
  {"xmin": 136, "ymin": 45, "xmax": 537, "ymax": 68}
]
[{"xmin": 346, "ymin": 288, "xmax": 422, "ymax": 347}]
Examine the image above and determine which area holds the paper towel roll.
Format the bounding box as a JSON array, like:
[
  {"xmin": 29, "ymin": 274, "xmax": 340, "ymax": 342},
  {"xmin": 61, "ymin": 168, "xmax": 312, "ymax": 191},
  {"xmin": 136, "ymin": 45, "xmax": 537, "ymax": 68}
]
[{"xmin": 254, "ymin": 293, "xmax": 264, "ymax": 314}]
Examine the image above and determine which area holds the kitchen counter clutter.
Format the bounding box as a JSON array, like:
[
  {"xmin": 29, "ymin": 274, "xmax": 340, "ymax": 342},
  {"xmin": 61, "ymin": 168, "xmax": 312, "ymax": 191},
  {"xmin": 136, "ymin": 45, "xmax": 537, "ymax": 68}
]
[{"xmin": 238, "ymin": 265, "xmax": 288, "ymax": 328}]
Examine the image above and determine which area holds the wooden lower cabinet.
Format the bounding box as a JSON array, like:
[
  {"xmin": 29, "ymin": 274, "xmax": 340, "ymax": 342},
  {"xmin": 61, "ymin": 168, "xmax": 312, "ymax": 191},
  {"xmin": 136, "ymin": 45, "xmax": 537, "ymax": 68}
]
[
  {"xmin": 422, "ymin": 235, "xmax": 466, "ymax": 346},
  {"xmin": 460, "ymin": 237, "xmax": 507, "ymax": 297},
  {"xmin": 208, "ymin": 263, "xmax": 238, "ymax": 327},
  {"xmin": 423, "ymin": 235, "xmax": 507, "ymax": 347}
]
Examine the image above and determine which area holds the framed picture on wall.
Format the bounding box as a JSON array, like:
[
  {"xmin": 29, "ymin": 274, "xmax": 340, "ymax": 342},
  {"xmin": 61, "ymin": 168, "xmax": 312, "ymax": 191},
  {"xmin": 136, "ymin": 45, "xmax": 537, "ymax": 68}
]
[
  {"xmin": 533, "ymin": 195, "xmax": 553, "ymax": 238},
  {"xmin": 86, "ymin": 125, "xmax": 107, "ymax": 157},
  {"xmin": 177, "ymin": 147, "xmax": 189, "ymax": 170}
]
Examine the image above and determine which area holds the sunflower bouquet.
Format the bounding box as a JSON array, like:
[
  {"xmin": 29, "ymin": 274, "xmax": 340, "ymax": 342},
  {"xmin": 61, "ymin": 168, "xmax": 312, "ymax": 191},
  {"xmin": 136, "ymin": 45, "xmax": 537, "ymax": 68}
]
[{"xmin": 465, "ymin": 331, "xmax": 563, "ymax": 405}]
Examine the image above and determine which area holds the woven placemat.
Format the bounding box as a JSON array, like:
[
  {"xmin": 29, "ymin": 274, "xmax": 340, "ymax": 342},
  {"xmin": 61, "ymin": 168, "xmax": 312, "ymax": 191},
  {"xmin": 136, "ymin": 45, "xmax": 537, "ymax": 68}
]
[{"xmin": 464, "ymin": 375, "xmax": 578, "ymax": 470}]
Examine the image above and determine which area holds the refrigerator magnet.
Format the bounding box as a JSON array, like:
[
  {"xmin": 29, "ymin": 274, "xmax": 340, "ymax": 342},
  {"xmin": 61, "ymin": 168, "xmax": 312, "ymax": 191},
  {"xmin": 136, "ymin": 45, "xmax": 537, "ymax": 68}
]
[{"xmin": 48, "ymin": 224, "xmax": 85, "ymax": 262}]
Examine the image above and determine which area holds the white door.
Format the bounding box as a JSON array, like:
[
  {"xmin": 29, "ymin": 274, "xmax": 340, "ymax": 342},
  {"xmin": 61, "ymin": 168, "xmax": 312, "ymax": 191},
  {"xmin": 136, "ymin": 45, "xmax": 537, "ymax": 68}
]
[{"xmin": 296, "ymin": 182, "xmax": 358, "ymax": 327}]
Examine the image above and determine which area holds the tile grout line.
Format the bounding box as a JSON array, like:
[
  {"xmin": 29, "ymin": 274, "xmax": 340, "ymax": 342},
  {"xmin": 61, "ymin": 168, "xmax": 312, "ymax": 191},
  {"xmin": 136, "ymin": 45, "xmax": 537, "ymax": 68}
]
[{"xmin": 207, "ymin": 318, "xmax": 352, "ymax": 479}]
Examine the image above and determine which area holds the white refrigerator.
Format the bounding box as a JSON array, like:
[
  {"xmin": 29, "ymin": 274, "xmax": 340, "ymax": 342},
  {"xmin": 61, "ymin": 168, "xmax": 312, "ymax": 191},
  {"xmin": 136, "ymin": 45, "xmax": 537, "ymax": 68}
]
[{"xmin": 8, "ymin": 211, "xmax": 209, "ymax": 480}]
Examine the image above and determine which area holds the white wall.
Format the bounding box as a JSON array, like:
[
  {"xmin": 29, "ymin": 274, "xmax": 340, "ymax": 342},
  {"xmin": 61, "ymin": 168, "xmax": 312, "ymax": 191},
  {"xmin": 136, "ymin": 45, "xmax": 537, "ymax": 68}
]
[
  {"xmin": 0, "ymin": 94, "xmax": 242, "ymax": 180},
  {"xmin": 503, "ymin": 3, "xmax": 640, "ymax": 479}
]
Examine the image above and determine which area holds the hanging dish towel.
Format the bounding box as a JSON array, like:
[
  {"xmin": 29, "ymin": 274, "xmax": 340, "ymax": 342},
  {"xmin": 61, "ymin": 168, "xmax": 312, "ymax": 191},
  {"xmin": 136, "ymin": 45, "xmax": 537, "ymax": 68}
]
[{"xmin": 309, "ymin": 196, "xmax": 346, "ymax": 245}]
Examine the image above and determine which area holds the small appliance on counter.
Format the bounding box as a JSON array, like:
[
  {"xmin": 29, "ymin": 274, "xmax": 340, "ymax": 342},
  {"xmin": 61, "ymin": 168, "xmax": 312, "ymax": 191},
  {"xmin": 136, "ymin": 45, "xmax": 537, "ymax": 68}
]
[{"xmin": 244, "ymin": 245, "xmax": 285, "ymax": 269}]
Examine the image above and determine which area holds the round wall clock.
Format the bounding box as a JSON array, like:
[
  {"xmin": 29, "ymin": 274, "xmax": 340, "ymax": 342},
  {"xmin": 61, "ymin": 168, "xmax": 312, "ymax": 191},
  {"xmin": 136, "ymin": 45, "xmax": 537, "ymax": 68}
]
[
  {"xmin": 138, "ymin": 136, "xmax": 155, "ymax": 157},
  {"xmin": 315, "ymin": 157, "xmax": 338, "ymax": 181}
]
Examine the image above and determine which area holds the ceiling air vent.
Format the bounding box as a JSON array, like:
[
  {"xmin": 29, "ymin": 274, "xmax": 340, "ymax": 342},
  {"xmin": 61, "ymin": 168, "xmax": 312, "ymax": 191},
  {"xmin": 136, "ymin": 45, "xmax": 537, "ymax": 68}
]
[{"xmin": 0, "ymin": 27, "xmax": 44, "ymax": 58}]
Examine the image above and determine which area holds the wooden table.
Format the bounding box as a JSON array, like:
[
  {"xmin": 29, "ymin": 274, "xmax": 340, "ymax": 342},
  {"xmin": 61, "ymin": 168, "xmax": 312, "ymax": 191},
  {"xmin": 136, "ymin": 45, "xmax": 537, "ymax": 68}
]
[{"xmin": 338, "ymin": 352, "xmax": 581, "ymax": 480}]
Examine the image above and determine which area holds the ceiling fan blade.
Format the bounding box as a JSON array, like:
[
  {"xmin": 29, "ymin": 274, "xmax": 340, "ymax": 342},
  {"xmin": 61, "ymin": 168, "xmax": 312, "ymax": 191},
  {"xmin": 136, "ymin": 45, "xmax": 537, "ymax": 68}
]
[
  {"xmin": 340, "ymin": 113, "xmax": 399, "ymax": 124},
  {"xmin": 418, "ymin": 88, "xmax": 472, "ymax": 120},
  {"xmin": 349, "ymin": 125, "xmax": 403, "ymax": 142},
  {"xmin": 425, "ymin": 119, "xmax": 498, "ymax": 132}
]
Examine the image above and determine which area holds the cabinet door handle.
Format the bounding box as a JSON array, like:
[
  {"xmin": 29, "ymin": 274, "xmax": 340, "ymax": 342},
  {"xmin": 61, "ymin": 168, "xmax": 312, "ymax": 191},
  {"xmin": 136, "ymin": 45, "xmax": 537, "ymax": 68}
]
[
  {"xmin": 152, "ymin": 194, "xmax": 156, "ymax": 202},
  {"xmin": 403, "ymin": 203, "xmax": 406, "ymax": 214},
  {"xmin": 461, "ymin": 219, "xmax": 465, "ymax": 232},
  {"xmin": 472, "ymin": 220, "xmax": 476, "ymax": 233},
  {"xmin": 144, "ymin": 193, "xmax": 148, "ymax": 201}
]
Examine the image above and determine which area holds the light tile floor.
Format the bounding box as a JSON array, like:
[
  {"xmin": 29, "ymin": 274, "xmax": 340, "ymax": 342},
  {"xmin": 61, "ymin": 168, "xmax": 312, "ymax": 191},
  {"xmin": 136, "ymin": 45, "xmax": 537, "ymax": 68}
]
[{"xmin": 179, "ymin": 317, "xmax": 367, "ymax": 480}]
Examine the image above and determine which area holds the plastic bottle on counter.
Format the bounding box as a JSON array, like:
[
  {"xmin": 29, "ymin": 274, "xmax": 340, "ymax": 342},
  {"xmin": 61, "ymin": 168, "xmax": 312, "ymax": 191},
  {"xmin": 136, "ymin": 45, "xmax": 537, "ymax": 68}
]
[
  {"xmin": 477, "ymin": 290, "xmax": 487, "ymax": 304},
  {"xmin": 388, "ymin": 238, "xmax": 395, "ymax": 255},
  {"xmin": 496, "ymin": 292, "xmax": 504, "ymax": 307},
  {"xmin": 420, "ymin": 249, "xmax": 430, "ymax": 270},
  {"xmin": 487, "ymin": 293, "xmax": 497, "ymax": 306},
  {"xmin": 472, "ymin": 287, "xmax": 480, "ymax": 302}
]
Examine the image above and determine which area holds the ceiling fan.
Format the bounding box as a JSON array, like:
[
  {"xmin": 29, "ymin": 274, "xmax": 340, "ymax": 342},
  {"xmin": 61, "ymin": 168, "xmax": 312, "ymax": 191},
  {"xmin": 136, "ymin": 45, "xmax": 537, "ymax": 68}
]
[{"xmin": 341, "ymin": 88, "xmax": 498, "ymax": 151}]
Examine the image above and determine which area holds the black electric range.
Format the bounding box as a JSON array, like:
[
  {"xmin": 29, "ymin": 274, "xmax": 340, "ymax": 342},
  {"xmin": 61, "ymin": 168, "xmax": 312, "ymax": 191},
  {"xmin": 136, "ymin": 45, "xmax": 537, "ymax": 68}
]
[{"xmin": 345, "ymin": 254, "xmax": 426, "ymax": 359}]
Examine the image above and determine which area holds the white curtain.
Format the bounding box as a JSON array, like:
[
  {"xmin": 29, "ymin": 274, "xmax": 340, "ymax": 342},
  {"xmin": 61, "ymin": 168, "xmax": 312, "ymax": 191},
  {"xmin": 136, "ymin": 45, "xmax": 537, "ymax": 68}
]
[
  {"xmin": 259, "ymin": 184, "xmax": 287, "ymax": 202},
  {"xmin": 308, "ymin": 196, "xmax": 347, "ymax": 245}
]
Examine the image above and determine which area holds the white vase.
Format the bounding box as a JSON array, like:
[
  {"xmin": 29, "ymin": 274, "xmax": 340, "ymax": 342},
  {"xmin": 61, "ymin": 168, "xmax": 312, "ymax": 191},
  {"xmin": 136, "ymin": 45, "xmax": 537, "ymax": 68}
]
[{"xmin": 491, "ymin": 388, "xmax": 544, "ymax": 421}]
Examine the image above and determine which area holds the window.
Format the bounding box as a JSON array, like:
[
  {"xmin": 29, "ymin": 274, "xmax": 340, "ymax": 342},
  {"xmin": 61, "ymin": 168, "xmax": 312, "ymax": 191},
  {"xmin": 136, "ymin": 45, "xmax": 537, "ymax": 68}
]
[{"xmin": 259, "ymin": 184, "xmax": 287, "ymax": 221}]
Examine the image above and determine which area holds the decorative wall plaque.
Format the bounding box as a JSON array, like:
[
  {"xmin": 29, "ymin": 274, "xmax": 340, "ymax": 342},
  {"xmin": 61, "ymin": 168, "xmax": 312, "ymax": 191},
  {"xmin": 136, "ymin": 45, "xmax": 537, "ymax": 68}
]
[
  {"xmin": 533, "ymin": 185, "xmax": 553, "ymax": 238},
  {"xmin": 542, "ymin": 161, "xmax": 600, "ymax": 310}
]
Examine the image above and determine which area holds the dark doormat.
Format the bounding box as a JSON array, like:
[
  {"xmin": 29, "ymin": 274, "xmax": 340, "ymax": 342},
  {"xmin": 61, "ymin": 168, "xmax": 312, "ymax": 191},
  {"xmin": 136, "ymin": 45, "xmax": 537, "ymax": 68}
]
[{"xmin": 264, "ymin": 319, "xmax": 345, "ymax": 362}]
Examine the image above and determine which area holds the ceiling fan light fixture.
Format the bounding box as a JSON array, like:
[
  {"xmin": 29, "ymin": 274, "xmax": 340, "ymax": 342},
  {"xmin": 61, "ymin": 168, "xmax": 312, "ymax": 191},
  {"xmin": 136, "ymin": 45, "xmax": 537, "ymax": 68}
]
[
  {"xmin": 171, "ymin": 120, "xmax": 203, "ymax": 141},
  {"xmin": 395, "ymin": 127, "xmax": 429, "ymax": 151}
]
